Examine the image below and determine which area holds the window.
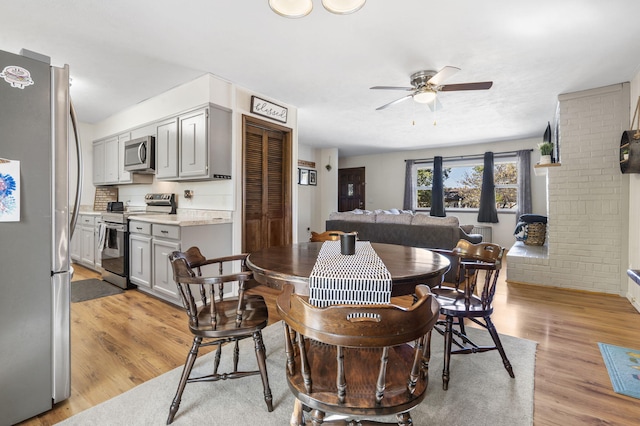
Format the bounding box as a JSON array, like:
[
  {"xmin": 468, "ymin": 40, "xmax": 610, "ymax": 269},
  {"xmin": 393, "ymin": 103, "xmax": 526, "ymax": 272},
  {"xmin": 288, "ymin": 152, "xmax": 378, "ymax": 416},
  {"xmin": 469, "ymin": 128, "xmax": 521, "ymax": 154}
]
[{"xmin": 415, "ymin": 158, "xmax": 518, "ymax": 211}]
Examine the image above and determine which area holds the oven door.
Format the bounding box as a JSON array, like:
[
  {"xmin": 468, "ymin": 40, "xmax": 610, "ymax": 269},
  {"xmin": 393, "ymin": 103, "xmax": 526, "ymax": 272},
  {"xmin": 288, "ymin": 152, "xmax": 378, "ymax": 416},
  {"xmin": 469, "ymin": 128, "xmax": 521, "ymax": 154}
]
[{"xmin": 101, "ymin": 222, "xmax": 129, "ymax": 288}]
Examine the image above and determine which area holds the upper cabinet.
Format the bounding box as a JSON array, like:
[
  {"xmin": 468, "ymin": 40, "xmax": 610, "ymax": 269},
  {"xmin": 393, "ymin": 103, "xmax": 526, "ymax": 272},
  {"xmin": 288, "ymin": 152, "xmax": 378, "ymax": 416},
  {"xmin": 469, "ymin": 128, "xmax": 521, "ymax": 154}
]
[
  {"xmin": 93, "ymin": 132, "xmax": 152, "ymax": 186},
  {"xmin": 92, "ymin": 140, "xmax": 105, "ymax": 185},
  {"xmin": 155, "ymin": 118, "xmax": 179, "ymax": 179},
  {"xmin": 156, "ymin": 104, "xmax": 232, "ymax": 181},
  {"xmin": 93, "ymin": 102, "xmax": 232, "ymax": 186},
  {"xmin": 104, "ymin": 136, "xmax": 119, "ymax": 184}
]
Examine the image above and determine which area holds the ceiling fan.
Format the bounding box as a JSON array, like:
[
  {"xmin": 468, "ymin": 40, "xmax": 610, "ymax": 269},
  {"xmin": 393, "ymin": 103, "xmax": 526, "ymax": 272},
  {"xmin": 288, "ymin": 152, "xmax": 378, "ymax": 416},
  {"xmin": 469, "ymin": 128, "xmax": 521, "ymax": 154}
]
[{"xmin": 370, "ymin": 66, "xmax": 493, "ymax": 111}]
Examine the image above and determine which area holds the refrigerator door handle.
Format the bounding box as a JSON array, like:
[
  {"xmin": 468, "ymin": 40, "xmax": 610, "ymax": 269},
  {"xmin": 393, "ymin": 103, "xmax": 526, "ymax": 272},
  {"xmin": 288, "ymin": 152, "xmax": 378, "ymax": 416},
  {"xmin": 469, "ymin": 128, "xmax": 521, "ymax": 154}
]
[{"xmin": 69, "ymin": 98, "xmax": 82, "ymax": 240}]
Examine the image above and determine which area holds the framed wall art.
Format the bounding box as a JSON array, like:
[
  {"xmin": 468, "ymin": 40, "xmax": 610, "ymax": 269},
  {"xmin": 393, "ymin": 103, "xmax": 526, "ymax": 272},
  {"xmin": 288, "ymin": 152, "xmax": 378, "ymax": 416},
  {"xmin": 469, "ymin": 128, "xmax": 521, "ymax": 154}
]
[
  {"xmin": 309, "ymin": 169, "xmax": 317, "ymax": 186},
  {"xmin": 298, "ymin": 168, "xmax": 309, "ymax": 185}
]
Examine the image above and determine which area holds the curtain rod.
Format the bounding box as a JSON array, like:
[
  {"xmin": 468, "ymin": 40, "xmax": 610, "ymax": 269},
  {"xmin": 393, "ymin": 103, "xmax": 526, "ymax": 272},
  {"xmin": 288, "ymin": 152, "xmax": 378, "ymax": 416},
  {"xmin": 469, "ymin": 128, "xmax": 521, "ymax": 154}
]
[{"xmin": 406, "ymin": 149, "xmax": 533, "ymax": 164}]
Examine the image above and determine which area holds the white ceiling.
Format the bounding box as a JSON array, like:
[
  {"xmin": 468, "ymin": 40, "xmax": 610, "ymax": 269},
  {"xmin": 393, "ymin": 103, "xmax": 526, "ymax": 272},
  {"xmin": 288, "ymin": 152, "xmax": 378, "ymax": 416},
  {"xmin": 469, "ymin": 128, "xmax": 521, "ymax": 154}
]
[{"xmin": 2, "ymin": 1, "xmax": 640, "ymax": 156}]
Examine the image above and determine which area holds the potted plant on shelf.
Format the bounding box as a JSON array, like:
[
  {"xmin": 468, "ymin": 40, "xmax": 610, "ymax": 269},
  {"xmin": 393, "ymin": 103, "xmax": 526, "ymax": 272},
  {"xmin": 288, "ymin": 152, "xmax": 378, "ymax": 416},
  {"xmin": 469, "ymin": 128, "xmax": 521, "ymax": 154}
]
[
  {"xmin": 537, "ymin": 142, "xmax": 554, "ymax": 165},
  {"xmin": 622, "ymin": 147, "xmax": 630, "ymax": 161}
]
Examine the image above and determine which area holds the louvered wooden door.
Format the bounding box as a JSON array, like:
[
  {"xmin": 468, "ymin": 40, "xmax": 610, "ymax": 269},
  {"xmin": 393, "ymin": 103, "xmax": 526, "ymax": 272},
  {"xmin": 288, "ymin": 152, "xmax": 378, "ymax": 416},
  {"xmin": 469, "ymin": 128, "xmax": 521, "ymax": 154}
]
[{"xmin": 242, "ymin": 116, "xmax": 292, "ymax": 253}]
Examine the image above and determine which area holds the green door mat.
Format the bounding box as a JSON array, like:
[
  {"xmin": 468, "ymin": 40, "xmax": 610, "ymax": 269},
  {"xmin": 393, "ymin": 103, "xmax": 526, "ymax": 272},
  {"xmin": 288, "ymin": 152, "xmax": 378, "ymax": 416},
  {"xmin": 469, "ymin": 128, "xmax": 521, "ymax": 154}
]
[{"xmin": 598, "ymin": 342, "xmax": 640, "ymax": 399}]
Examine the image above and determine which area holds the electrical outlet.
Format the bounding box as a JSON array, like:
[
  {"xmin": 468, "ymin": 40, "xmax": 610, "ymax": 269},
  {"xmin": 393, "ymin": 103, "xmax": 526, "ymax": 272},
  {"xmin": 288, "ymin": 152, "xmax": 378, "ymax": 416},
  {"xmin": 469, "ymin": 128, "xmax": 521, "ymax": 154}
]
[{"xmin": 184, "ymin": 190, "xmax": 193, "ymax": 199}]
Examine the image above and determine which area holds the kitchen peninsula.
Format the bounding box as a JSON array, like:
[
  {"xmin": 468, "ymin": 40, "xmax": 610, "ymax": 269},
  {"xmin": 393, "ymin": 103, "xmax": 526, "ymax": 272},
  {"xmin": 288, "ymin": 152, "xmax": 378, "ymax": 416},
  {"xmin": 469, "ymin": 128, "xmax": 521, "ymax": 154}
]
[{"xmin": 128, "ymin": 211, "xmax": 232, "ymax": 305}]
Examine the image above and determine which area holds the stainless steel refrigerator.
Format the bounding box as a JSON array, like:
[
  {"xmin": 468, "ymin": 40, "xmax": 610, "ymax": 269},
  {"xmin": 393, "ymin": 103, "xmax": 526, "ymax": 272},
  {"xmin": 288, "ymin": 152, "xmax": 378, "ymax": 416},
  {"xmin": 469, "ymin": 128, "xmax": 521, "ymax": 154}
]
[{"xmin": 0, "ymin": 48, "xmax": 82, "ymax": 425}]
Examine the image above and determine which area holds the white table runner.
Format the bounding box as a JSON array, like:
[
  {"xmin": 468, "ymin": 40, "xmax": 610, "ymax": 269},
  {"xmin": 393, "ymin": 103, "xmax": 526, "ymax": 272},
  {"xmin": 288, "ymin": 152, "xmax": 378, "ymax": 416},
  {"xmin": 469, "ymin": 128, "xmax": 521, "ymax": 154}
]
[{"xmin": 309, "ymin": 241, "xmax": 392, "ymax": 307}]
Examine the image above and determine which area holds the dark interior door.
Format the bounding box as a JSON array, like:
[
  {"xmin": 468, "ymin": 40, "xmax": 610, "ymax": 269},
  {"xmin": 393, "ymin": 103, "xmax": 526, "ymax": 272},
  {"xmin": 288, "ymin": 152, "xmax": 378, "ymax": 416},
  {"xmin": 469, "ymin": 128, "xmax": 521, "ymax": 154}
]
[
  {"xmin": 338, "ymin": 167, "xmax": 366, "ymax": 212},
  {"xmin": 243, "ymin": 116, "xmax": 292, "ymax": 252}
]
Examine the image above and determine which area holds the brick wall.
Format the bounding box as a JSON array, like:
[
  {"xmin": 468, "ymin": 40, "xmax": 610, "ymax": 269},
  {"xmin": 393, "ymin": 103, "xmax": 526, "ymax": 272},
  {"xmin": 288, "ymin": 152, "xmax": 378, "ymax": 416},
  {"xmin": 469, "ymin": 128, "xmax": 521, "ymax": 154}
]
[{"xmin": 508, "ymin": 83, "xmax": 630, "ymax": 295}]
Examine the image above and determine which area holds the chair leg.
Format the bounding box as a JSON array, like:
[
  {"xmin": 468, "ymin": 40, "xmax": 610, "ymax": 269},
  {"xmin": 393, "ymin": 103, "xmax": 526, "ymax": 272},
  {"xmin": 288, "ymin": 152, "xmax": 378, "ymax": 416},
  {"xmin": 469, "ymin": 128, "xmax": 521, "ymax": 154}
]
[
  {"xmin": 290, "ymin": 398, "xmax": 304, "ymax": 426},
  {"xmin": 167, "ymin": 336, "xmax": 202, "ymax": 425},
  {"xmin": 253, "ymin": 330, "xmax": 274, "ymax": 412},
  {"xmin": 457, "ymin": 316, "xmax": 467, "ymax": 336},
  {"xmin": 396, "ymin": 411, "xmax": 413, "ymax": 425},
  {"xmin": 421, "ymin": 330, "xmax": 432, "ymax": 379},
  {"xmin": 485, "ymin": 316, "xmax": 515, "ymax": 378},
  {"xmin": 310, "ymin": 409, "xmax": 325, "ymax": 425},
  {"xmin": 442, "ymin": 315, "xmax": 454, "ymax": 390}
]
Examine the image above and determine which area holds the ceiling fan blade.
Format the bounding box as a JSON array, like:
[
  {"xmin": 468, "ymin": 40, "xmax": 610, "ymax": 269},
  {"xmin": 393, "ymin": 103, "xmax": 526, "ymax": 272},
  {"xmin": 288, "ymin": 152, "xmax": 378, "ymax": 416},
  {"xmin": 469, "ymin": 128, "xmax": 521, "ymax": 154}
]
[
  {"xmin": 376, "ymin": 94, "xmax": 413, "ymax": 110},
  {"xmin": 427, "ymin": 66, "xmax": 461, "ymax": 86},
  {"xmin": 370, "ymin": 86, "xmax": 414, "ymax": 91},
  {"xmin": 426, "ymin": 97, "xmax": 443, "ymax": 112},
  {"xmin": 440, "ymin": 81, "xmax": 493, "ymax": 91}
]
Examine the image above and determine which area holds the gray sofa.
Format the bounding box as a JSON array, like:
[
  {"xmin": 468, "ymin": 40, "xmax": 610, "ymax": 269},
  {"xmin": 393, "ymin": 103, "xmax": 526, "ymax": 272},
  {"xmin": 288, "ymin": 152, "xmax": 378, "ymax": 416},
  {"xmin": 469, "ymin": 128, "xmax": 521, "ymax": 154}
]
[{"xmin": 325, "ymin": 210, "xmax": 482, "ymax": 283}]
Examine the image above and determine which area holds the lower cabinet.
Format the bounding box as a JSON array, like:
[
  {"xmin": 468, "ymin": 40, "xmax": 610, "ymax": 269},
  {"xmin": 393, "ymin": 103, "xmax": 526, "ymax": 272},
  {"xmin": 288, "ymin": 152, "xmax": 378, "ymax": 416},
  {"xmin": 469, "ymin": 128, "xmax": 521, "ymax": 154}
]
[
  {"xmin": 129, "ymin": 231, "xmax": 152, "ymax": 289},
  {"xmin": 152, "ymin": 237, "xmax": 181, "ymax": 302},
  {"xmin": 72, "ymin": 213, "xmax": 102, "ymax": 272},
  {"xmin": 129, "ymin": 220, "xmax": 232, "ymax": 306}
]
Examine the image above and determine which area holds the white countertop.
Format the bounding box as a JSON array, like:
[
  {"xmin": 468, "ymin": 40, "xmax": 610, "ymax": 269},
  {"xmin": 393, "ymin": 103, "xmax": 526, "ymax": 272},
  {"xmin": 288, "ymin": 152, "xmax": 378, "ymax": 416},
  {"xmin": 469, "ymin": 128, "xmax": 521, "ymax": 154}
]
[{"xmin": 128, "ymin": 213, "xmax": 232, "ymax": 227}]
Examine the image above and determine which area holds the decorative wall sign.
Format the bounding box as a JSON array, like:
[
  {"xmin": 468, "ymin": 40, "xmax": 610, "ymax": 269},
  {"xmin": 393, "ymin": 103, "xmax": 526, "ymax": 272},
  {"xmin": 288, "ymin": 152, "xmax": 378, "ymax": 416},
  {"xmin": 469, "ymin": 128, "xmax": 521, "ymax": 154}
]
[
  {"xmin": 0, "ymin": 158, "xmax": 20, "ymax": 222},
  {"xmin": 251, "ymin": 96, "xmax": 288, "ymax": 123},
  {"xmin": 298, "ymin": 160, "xmax": 316, "ymax": 168},
  {"xmin": 298, "ymin": 168, "xmax": 309, "ymax": 185},
  {"xmin": 309, "ymin": 170, "xmax": 317, "ymax": 186}
]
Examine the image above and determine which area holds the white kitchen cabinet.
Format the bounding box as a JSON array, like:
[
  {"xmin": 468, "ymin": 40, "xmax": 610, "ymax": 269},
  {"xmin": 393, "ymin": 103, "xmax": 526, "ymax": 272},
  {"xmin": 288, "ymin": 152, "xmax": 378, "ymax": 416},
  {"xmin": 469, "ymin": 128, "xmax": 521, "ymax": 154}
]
[
  {"xmin": 72, "ymin": 214, "xmax": 101, "ymax": 272},
  {"xmin": 92, "ymin": 131, "xmax": 153, "ymax": 186},
  {"xmin": 92, "ymin": 140, "xmax": 105, "ymax": 185},
  {"xmin": 156, "ymin": 104, "xmax": 232, "ymax": 181},
  {"xmin": 80, "ymin": 223, "xmax": 95, "ymax": 267},
  {"xmin": 129, "ymin": 220, "xmax": 152, "ymax": 289},
  {"xmin": 132, "ymin": 220, "xmax": 232, "ymax": 306},
  {"xmin": 178, "ymin": 108, "xmax": 208, "ymax": 178},
  {"xmin": 104, "ymin": 136, "xmax": 119, "ymax": 184},
  {"xmin": 117, "ymin": 132, "xmax": 131, "ymax": 183},
  {"xmin": 155, "ymin": 118, "xmax": 179, "ymax": 179},
  {"xmin": 152, "ymin": 237, "xmax": 181, "ymax": 302},
  {"xmin": 92, "ymin": 136, "xmax": 118, "ymax": 185}
]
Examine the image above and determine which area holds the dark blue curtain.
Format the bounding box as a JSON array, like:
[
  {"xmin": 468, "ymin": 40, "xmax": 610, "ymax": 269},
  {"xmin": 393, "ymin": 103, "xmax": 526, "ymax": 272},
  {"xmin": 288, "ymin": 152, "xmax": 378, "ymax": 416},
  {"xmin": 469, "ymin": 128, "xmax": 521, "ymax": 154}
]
[
  {"xmin": 403, "ymin": 160, "xmax": 415, "ymax": 210},
  {"xmin": 477, "ymin": 152, "xmax": 498, "ymax": 223},
  {"xmin": 430, "ymin": 156, "xmax": 445, "ymax": 217},
  {"xmin": 515, "ymin": 149, "xmax": 532, "ymax": 220}
]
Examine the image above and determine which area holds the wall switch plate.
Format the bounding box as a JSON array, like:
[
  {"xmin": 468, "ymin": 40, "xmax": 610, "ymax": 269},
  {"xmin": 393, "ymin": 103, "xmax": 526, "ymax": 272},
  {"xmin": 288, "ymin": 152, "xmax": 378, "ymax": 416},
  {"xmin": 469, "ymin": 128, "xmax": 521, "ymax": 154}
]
[{"xmin": 184, "ymin": 190, "xmax": 193, "ymax": 199}]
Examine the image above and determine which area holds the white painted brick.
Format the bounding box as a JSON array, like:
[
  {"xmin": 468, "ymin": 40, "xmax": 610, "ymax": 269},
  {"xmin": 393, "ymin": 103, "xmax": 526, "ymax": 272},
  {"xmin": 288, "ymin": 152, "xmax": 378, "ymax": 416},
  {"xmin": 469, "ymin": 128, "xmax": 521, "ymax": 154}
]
[{"xmin": 507, "ymin": 84, "xmax": 629, "ymax": 295}]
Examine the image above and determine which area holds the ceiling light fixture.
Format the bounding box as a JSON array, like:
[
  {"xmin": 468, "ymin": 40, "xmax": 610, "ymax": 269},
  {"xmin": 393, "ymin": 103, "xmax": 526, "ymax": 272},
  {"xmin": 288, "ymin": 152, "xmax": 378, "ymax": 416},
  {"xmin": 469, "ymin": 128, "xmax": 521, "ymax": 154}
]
[
  {"xmin": 413, "ymin": 90, "xmax": 437, "ymax": 104},
  {"xmin": 268, "ymin": 0, "xmax": 365, "ymax": 18}
]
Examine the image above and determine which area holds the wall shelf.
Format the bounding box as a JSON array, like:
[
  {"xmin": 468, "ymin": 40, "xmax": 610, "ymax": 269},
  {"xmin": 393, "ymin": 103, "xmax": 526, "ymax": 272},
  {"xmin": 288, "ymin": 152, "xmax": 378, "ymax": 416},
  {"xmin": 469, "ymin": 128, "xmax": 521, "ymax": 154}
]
[
  {"xmin": 620, "ymin": 131, "xmax": 640, "ymax": 173},
  {"xmin": 533, "ymin": 163, "xmax": 561, "ymax": 176}
]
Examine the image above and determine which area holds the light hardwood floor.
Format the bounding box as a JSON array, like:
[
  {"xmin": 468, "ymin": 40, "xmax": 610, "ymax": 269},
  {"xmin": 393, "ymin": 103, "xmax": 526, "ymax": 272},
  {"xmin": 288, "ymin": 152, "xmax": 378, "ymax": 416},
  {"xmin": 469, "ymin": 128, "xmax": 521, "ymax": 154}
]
[{"xmin": 18, "ymin": 261, "xmax": 640, "ymax": 426}]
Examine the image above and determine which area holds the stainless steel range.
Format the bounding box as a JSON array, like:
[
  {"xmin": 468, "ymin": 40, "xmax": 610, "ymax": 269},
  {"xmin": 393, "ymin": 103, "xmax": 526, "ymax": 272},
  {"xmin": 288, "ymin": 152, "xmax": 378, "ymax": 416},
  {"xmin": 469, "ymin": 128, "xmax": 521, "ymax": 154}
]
[{"xmin": 100, "ymin": 193, "xmax": 177, "ymax": 288}]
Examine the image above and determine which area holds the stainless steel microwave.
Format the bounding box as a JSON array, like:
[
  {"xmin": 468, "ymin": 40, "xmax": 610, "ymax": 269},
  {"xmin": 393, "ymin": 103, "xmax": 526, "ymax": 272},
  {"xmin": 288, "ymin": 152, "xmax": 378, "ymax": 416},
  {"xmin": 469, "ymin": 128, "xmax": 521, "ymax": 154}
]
[{"xmin": 124, "ymin": 136, "xmax": 155, "ymax": 173}]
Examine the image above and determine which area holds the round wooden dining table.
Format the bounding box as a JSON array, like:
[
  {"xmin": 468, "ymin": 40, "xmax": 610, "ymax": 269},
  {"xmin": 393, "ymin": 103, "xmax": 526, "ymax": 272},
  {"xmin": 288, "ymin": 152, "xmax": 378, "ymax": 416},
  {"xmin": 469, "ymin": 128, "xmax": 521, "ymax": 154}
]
[{"xmin": 246, "ymin": 242, "xmax": 450, "ymax": 297}]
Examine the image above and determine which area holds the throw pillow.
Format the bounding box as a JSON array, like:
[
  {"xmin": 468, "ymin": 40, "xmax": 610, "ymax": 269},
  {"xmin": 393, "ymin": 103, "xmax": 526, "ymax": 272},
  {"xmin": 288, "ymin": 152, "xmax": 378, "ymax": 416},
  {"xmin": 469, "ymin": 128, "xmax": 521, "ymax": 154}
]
[{"xmin": 460, "ymin": 224, "xmax": 475, "ymax": 234}]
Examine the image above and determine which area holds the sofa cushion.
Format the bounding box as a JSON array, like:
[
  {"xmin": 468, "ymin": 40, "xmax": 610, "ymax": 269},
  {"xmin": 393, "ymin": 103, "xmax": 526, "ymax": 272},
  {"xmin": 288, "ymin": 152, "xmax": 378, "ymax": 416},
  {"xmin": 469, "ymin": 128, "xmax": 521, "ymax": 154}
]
[
  {"xmin": 411, "ymin": 214, "xmax": 460, "ymax": 227},
  {"xmin": 376, "ymin": 212, "xmax": 413, "ymax": 225}
]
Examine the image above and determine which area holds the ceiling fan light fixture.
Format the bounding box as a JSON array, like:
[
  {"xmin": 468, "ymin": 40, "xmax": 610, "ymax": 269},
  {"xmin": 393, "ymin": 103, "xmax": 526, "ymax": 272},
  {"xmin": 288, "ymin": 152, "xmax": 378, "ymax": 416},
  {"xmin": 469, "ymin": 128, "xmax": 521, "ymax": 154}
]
[
  {"xmin": 321, "ymin": 0, "xmax": 366, "ymax": 15},
  {"xmin": 413, "ymin": 90, "xmax": 437, "ymax": 104},
  {"xmin": 269, "ymin": 0, "xmax": 313, "ymax": 18}
]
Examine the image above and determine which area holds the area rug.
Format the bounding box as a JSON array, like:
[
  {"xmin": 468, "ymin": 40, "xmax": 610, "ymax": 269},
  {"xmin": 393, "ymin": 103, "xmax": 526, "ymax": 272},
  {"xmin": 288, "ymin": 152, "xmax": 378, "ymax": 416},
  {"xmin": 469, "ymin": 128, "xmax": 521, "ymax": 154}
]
[
  {"xmin": 598, "ymin": 342, "xmax": 640, "ymax": 399},
  {"xmin": 70, "ymin": 279, "xmax": 123, "ymax": 303},
  {"xmin": 59, "ymin": 322, "xmax": 536, "ymax": 425}
]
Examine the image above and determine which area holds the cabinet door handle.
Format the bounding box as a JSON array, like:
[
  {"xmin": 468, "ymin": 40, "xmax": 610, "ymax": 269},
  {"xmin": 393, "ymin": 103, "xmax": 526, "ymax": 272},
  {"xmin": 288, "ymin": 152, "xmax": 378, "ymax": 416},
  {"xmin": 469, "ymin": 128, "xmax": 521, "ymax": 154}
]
[
  {"xmin": 136, "ymin": 227, "xmax": 143, "ymax": 231},
  {"xmin": 161, "ymin": 230, "xmax": 168, "ymax": 234}
]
